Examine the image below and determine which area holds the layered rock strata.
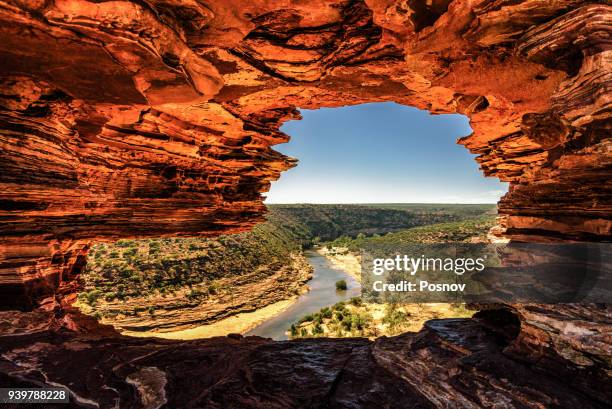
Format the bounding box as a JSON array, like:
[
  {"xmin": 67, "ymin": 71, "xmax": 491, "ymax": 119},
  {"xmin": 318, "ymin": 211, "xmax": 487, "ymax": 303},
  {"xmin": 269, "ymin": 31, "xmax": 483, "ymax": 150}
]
[
  {"xmin": 0, "ymin": 1, "xmax": 610, "ymax": 407},
  {"xmin": 84, "ymin": 253, "xmax": 312, "ymax": 332},
  {"xmin": 1, "ymin": 0, "xmax": 610, "ymax": 307},
  {"xmin": 0, "ymin": 305, "xmax": 609, "ymax": 408}
]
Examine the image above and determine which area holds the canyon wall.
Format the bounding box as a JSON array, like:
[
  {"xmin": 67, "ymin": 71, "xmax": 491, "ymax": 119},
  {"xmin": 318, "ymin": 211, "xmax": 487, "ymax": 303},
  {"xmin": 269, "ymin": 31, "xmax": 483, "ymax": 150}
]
[
  {"xmin": 1, "ymin": 0, "xmax": 610, "ymax": 308},
  {"xmin": 0, "ymin": 1, "xmax": 610, "ymax": 407}
]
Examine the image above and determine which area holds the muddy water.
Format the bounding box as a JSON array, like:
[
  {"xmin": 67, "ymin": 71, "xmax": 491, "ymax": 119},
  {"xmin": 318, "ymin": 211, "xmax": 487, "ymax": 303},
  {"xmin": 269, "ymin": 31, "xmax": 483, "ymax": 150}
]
[{"xmin": 246, "ymin": 250, "xmax": 360, "ymax": 340}]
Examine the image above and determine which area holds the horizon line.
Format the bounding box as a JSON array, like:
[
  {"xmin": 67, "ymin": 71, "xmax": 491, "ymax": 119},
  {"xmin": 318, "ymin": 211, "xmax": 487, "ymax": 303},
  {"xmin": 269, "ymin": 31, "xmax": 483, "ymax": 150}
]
[{"xmin": 264, "ymin": 202, "xmax": 499, "ymax": 205}]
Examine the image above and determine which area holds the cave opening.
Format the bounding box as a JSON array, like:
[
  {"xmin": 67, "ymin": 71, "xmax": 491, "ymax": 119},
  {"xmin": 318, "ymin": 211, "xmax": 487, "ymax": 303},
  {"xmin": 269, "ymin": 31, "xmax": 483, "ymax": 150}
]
[
  {"xmin": 266, "ymin": 102, "xmax": 508, "ymax": 204},
  {"xmin": 1, "ymin": 2, "xmax": 609, "ymax": 405},
  {"xmin": 75, "ymin": 102, "xmax": 509, "ymax": 341}
]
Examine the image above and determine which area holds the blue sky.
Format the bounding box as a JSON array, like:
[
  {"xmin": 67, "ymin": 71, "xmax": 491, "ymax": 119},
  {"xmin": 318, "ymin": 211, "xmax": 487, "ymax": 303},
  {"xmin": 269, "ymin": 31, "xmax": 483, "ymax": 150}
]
[{"xmin": 265, "ymin": 102, "xmax": 507, "ymax": 204}]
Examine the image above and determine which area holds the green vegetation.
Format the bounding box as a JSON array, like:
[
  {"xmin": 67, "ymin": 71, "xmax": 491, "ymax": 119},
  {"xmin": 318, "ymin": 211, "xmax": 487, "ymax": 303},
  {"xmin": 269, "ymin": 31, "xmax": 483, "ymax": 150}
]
[
  {"xmin": 288, "ymin": 210, "xmax": 496, "ymax": 340},
  {"xmin": 290, "ymin": 298, "xmax": 473, "ymax": 339},
  {"xmin": 79, "ymin": 208, "xmax": 314, "ymax": 314},
  {"xmin": 81, "ymin": 205, "xmax": 495, "ymax": 309},
  {"xmin": 268, "ymin": 204, "xmax": 495, "ymax": 241},
  {"xmin": 327, "ymin": 216, "xmax": 496, "ymax": 252},
  {"xmin": 79, "ymin": 204, "xmax": 497, "ymax": 327},
  {"xmin": 289, "ymin": 298, "xmax": 376, "ymax": 338},
  {"xmin": 382, "ymin": 304, "xmax": 412, "ymax": 333},
  {"xmin": 335, "ymin": 280, "xmax": 347, "ymax": 291},
  {"xmin": 359, "ymin": 203, "xmax": 496, "ymax": 216}
]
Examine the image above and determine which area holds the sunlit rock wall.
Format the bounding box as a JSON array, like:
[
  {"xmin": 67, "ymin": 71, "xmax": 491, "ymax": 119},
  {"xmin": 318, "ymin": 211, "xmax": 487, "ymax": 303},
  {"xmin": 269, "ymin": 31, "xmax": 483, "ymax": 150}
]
[{"xmin": 0, "ymin": 1, "xmax": 610, "ymax": 308}]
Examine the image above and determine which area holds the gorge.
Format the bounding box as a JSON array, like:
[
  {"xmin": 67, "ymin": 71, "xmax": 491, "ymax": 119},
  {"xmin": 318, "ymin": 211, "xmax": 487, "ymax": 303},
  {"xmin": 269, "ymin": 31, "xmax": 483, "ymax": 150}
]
[{"xmin": 0, "ymin": 0, "xmax": 610, "ymax": 407}]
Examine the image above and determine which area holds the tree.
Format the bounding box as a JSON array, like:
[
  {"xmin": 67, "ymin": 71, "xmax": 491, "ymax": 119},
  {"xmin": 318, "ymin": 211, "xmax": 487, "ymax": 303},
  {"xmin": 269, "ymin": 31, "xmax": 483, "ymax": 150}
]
[
  {"xmin": 335, "ymin": 280, "xmax": 347, "ymax": 291},
  {"xmin": 341, "ymin": 316, "xmax": 352, "ymax": 331}
]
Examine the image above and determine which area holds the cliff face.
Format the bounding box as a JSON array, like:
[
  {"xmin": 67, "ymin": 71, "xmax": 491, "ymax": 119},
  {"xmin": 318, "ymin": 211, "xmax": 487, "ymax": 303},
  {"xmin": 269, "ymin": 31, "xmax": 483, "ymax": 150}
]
[
  {"xmin": 0, "ymin": 1, "xmax": 610, "ymax": 407},
  {"xmin": 1, "ymin": 0, "xmax": 610, "ymax": 307}
]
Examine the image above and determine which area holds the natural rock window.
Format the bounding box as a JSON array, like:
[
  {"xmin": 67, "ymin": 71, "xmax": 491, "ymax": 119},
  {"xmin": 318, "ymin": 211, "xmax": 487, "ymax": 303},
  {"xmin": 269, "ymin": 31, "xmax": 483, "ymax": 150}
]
[
  {"xmin": 0, "ymin": 1, "xmax": 609, "ymax": 407},
  {"xmin": 266, "ymin": 102, "xmax": 509, "ymax": 204}
]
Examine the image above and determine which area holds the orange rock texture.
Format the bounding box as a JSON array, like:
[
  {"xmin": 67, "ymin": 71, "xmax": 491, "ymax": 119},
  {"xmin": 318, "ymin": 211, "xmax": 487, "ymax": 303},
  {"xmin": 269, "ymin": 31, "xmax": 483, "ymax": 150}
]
[
  {"xmin": 0, "ymin": 2, "xmax": 611, "ymax": 407},
  {"xmin": 0, "ymin": 304, "xmax": 610, "ymax": 408},
  {"xmin": 0, "ymin": 1, "xmax": 610, "ymax": 304}
]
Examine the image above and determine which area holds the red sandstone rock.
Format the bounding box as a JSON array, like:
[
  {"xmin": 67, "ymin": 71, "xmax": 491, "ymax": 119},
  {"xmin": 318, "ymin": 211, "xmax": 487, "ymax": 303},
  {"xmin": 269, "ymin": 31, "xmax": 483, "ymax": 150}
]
[
  {"xmin": 1, "ymin": 0, "xmax": 610, "ymax": 305},
  {"xmin": 0, "ymin": 2, "xmax": 610, "ymax": 407},
  {"xmin": 0, "ymin": 306, "xmax": 609, "ymax": 408}
]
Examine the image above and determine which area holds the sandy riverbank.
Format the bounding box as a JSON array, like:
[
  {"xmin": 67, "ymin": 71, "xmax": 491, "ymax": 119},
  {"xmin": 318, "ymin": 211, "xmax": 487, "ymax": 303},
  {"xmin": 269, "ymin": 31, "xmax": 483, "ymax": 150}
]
[
  {"xmin": 316, "ymin": 247, "xmax": 361, "ymax": 282},
  {"xmin": 293, "ymin": 301, "xmax": 474, "ymax": 339},
  {"xmin": 121, "ymin": 296, "xmax": 299, "ymax": 340}
]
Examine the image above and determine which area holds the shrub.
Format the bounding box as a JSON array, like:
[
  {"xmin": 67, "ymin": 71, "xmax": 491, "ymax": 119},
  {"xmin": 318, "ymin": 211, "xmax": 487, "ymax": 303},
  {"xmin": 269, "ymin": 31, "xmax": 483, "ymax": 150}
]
[
  {"xmin": 119, "ymin": 267, "xmax": 134, "ymax": 278},
  {"xmin": 116, "ymin": 239, "xmax": 132, "ymax": 247},
  {"xmin": 81, "ymin": 290, "xmax": 102, "ymax": 305},
  {"xmin": 148, "ymin": 242, "xmax": 160, "ymax": 255},
  {"xmin": 123, "ymin": 247, "xmax": 138, "ymax": 258},
  {"xmin": 335, "ymin": 280, "xmax": 347, "ymax": 291},
  {"xmin": 352, "ymin": 313, "xmax": 368, "ymax": 331},
  {"xmin": 349, "ymin": 297, "xmax": 362, "ymax": 306},
  {"xmin": 187, "ymin": 288, "xmax": 204, "ymax": 301},
  {"xmin": 382, "ymin": 305, "xmax": 410, "ymax": 333}
]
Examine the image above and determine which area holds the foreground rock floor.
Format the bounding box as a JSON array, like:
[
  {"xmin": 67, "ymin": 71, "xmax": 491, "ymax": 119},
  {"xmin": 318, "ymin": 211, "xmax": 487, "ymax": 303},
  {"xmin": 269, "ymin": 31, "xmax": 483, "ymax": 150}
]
[{"xmin": 1, "ymin": 306, "xmax": 609, "ymax": 409}]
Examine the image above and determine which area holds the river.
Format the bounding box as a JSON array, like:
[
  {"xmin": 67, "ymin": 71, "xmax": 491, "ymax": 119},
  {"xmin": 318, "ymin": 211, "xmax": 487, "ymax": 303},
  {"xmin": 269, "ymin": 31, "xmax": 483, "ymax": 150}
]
[{"xmin": 246, "ymin": 250, "xmax": 361, "ymax": 340}]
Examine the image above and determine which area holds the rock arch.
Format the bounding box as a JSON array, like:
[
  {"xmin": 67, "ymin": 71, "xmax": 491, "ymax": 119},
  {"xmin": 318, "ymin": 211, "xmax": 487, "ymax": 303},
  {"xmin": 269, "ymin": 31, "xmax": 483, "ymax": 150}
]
[
  {"xmin": 1, "ymin": 0, "xmax": 609, "ymax": 308},
  {"xmin": 0, "ymin": 2, "xmax": 610, "ymax": 406}
]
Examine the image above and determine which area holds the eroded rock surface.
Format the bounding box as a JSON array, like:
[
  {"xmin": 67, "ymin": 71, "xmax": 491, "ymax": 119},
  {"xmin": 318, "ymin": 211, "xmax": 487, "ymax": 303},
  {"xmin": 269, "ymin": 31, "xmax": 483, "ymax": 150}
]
[
  {"xmin": 86, "ymin": 253, "xmax": 312, "ymax": 333},
  {"xmin": 0, "ymin": 0, "xmax": 610, "ymax": 307},
  {"xmin": 0, "ymin": 1, "xmax": 610, "ymax": 407},
  {"xmin": 0, "ymin": 306, "xmax": 609, "ymax": 408}
]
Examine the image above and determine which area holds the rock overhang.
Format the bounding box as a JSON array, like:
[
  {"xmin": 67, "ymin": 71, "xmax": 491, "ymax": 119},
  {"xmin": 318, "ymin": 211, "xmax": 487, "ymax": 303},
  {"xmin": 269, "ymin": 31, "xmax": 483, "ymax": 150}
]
[
  {"xmin": 0, "ymin": 1, "xmax": 610, "ymax": 406},
  {"xmin": 0, "ymin": 0, "xmax": 610, "ymax": 305}
]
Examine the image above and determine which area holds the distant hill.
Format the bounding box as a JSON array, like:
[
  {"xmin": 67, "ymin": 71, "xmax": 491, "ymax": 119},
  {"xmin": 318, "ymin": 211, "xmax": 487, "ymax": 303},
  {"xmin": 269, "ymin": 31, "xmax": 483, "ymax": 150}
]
[{"xmin": 268, "ymin": 203, "xmax": 496, "ymax": 241}]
